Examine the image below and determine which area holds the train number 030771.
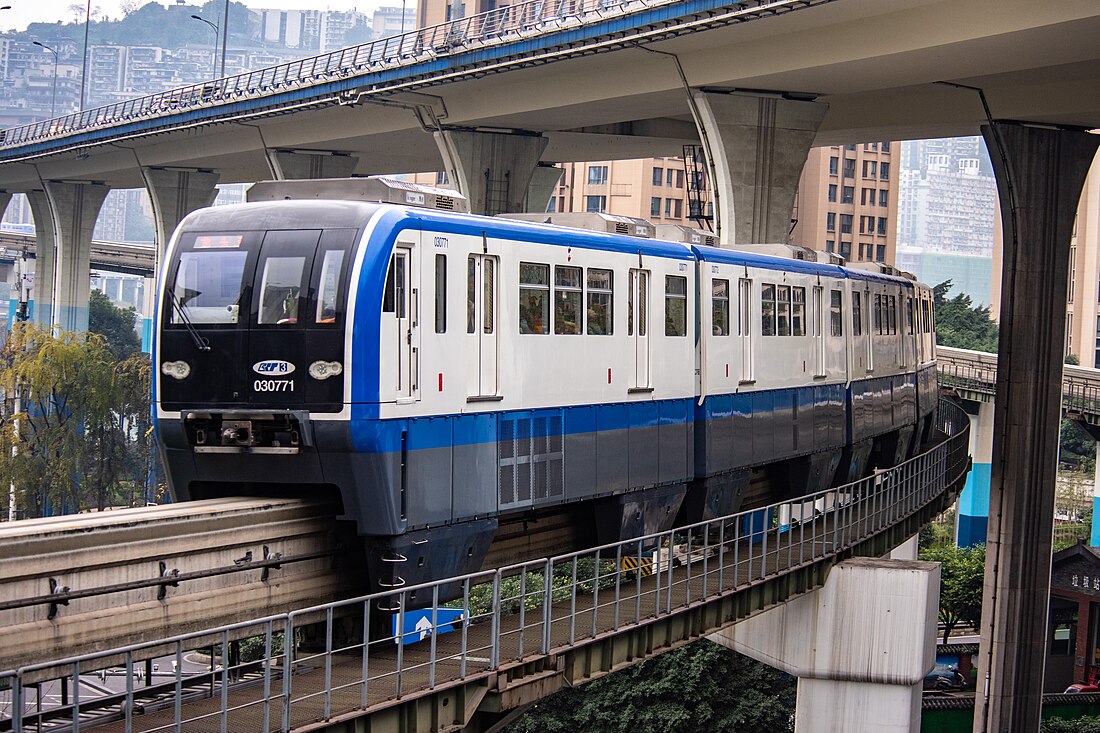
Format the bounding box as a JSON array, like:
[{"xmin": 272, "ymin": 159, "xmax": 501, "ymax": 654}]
[{"xmin": 253, "ymin": 379, "xmax": 294, "ymax": 392}]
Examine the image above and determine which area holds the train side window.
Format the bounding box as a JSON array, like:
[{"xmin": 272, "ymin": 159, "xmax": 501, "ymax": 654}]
[
  {"xmin": 873, "ymin": 293, "xmax": 883, "ymax": 334},
  {"xmin": 852, "ymin": 291, "xmax": 863, "ymax": 336},
  {"xmin": 315, "ymin": 250, "xmax": 344, "ymax": 324},
  {"xmin": 483, "ymin": 257, "xmax": 495, "ymax": 334},
  {"xmin": 587, "ymin": 268, "xmax": 613, "ymax": 335},
  {"xmin": 906, "ymin": 297, "xmax": 914, "ymax": 335},
  {"xmin": 257, "ymin": 256, "xmax": 306, "ymax": 325},
  {"xmin": 519, "ymin": 262, "xmax": 549, "ymax": 334},
  {"xmin": 776, "ymin": 285, "xmax": 791, "ymax": 337},
  {"xmin": 791, "ymin": 287, "xmax": 806, "ymax": 336},
  {"xmin": 665, "ymin": 275, "xmax": 687, "ymax": 336},
  {"xmin": 888, "ymin": 295, "xmax": 897, "ymax": 335},
  {"xmin": 761, "ymin": 284, "xmax": 777, "ymax": 336},
  {"xmin": 554, "ymin": 265, "xmax": 582, "ymax": 335},
  {"xmin": 435, "ymin": 254, "xmax": 446, "ymax": 333},
  {"xmin": 830, "ymin": 289, "xmax": 843, "ymax": 337},
  {"xmin": 383, "ymin": 257, "xmax": 396, "ymax": 313},
  {"xmin": 712, "ymin": 278, "xmax": 730, "ymax": 335}
]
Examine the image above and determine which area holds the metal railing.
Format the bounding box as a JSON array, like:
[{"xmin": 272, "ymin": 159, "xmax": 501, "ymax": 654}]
[
  {"xmin": 0, "ymin": 399, "xmax": 969, "ymax": 732},
  {"xmin": 0, "ymin": 0, "xmax": 827, "ymax": 151},
  {"xmin": 936, "ymin": 345, "xmax": 1100, "ymax": 418}
]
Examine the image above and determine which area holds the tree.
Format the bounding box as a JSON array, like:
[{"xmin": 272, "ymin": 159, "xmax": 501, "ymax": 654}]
[
  {"xmin": 1041, "ymin": 715, "xmax": 1100, "ymax": 733},
  {"xmin": 920, "ymin": 543, "xmax": 986, "ymax": 643},
  {"xmin": 505, "ymin": 640, "xmax": 795, "ymax": 733},
  {"xmin": 933, "ymin": 280, "xmax": 999, "ymax": 353},
  {"xmin": 88, "ymin": 288, "xmax": 141, "ymax": 360}
]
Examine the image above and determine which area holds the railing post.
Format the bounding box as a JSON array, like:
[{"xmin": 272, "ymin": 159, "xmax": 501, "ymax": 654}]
[
  {"xmin": 542, "ymin": 559, "xmax": 553, "ymax": 653},
  {"xmin": 490, "ymin": 572, "xmax": 502, "ymax": 668}
]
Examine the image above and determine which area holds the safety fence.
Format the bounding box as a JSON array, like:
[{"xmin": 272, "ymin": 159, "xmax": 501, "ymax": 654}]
[
  {"xmin": 0, "ymin": 0, "xmax": 830, "ymax": 150},
  {"xmin": 0, "ymin": 399, "xmax": 969, "ymax": 732}
]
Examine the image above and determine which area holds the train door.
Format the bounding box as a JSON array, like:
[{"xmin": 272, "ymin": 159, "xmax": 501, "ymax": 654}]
[
  {"xmin": 467, "ymin": 254, "xmax": 498, "ymax": 398},
  {"xmin": 812, "ymin": 285, "xmax": 826, "ymax": 377},
  {"xmin": 738, "ymin": 278, "xmax": 754, "ymax": 382},
  {"xmin": 629, "ymin": 269, "xmax": 651, "ymax": 389},
  {"xmin": 382, "ymin": 242, "xmax": 419, "ymax": 401}
]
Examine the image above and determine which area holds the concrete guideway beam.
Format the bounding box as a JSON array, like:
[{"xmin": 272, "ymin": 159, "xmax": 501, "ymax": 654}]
[
  {"xmin": 690, "ymin": 92, "xmax": 827, "ymax": 246},
  {"xmin": 711, "ymin": 558, "xmax": 940, "ymax": 733},
  {"xmin": 976, "ymin": 123, "xmax": 1100, "ymax": 733},
  {"xmin": 42, "ymin": 180, "xmax": 110, "ymax": 333},
  {"xmin": 434, "ymin": 129, "xmax": 549, "ymax": 216},
  {"xmin": 265, "ymin": 148, "xmax": 360, "ymax": 181}
]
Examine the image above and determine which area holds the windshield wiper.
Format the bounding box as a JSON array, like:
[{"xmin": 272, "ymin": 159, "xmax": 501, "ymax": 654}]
[{"xmin": 170, "ymin": 291, "xmax": 210, "ymax": 352}]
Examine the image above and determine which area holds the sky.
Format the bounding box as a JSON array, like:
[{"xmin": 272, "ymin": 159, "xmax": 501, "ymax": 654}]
[{"xmin": 1, "ymin": 1, "xmax": 381, "ymax": 32}]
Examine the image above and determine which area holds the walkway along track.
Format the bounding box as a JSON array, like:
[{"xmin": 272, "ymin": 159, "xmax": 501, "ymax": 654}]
[{"xmin": 0, "ymin": 399, "xmax": 971, "ymax": 733}]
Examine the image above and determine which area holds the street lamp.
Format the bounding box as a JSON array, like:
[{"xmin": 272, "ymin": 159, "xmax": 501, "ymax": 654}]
[
  {"xmin": 32, "ymin": 41, "xmax": 59, "ymax": 119},
  {"xmin": 190, "ymin": 15, "xmax": 218, "ymax": 78},
  {"xmin": 80, "ymin": 0, "xmax": 90, "ymax": 110},
  {"xmin": 219, "ymin": 0, "xmax": 228, "ymax": 79}
]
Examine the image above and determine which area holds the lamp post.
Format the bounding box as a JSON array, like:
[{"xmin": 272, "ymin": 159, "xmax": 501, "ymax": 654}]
[
  {"xmin": 80, "ymin": 0, "xmax": 89, "ymax": 110},
  {"xmin": 32, "ymin": 41, "xmax": 59, "ymax": 119},
  {"xmin": 219, "ymin": 0, "xmax": 228, "ymax": 79},
  {"xmin": 190, "ymin": 15, "xmax": 218, "ymax": 78}
]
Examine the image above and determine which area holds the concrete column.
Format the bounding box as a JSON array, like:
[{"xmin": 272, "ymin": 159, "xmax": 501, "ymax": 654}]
[
  {"xmin": 524, "ymin": 163, "xmax": 563, "ymax": 213},
  {"xmin": 711, "ymin": 558, "xmax": 939, "ymax": 732},
  {"xmin": 957, "ymin": 399, "xmax": 995, "ymax": 548},
  {"xmin": 141, "ymin": 167, "xmax": 220, "ymax": 259},
  {"xmin": 25, "ymin": 190, "xmax": 57, "ymax": 328},
  {"xmin": 975, "ymin": 124, "xmax": 1100, "ymax": 733},
  {"xmin": 42, "ymin": 181, "xmax": 110, "ymax": 332},
  {"xmin": 433, "ymin": 129, "xmax": 548, "ymax": 216},
  {"xmin": 140, "ymin": 276, "xmax": 156, "ymax": 354},
  {"xmin": 689, "ymin": 91, "xmax": 827, "ymax": 246},
  {"xmin": 265, "ymin": 149, "xmax": 359, "ymax": 180},
  {"xmin": 889, "ymin": 535, "xmax": 919, "ymax": 561}
]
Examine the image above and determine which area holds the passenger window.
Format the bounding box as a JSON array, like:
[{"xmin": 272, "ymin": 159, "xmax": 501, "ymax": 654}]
[
  {"xmin": 587, "ymin": 268, "xmax": 613, "ymax": 335},
  {"xmin": 830, "ymin": 289, "xmax": 843, "ymax": 337},
  {"xmin": 555, "ymin": 265, "xmax": 582, "ymax": 335},
  {"xmin": 467, "ymin": 256, "xmax": 475, "ymax": 333},
  {"xmin": 258, "ymin": 256, "xmax": 306, "ymax": 325},
  {"xmin": 435, "ymin": 254, "xmax": 446, "ymax": 334},
  {"xmin": 791, "ymin": 287, "xmax": 806, "ymax": 336},
  {"xmin": 888, "ymin": 295, "xmax": 897, "ymax": 335},
  {"xmin": 873, "ymin": 293, "xmax": 883, "ymax": 334},
  {"xmin": 384, "ymin": 257, "xmax": 396, "ymax": 313},
  {"xmin": 482, "ymin": 258, "xmax": 495, "ymax": 334},
  {"xmin": 776, "ymin": 285, "xmax": 791, "ymax": 337},
  {"xmin": 519, "ymin": 262, "xmax": 549, "ymax": 334},
  {"xmin": 712, "ymin": 279, "xmax": 729, "ymax": 335},
  {"xmin": 665, "ymin": 275, "xmax": 687, "ymax": 337},
  {"xmin": 315, "ymin": 250, "xmax": 344, "ymax": 324},
  {"xmin": 761, "ymin": 284, "xmax": 776, "ymax": 336}
]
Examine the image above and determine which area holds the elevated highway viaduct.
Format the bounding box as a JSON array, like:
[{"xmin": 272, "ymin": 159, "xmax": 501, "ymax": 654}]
[{"xmin": 0, "ymin": 0, "xmax": 1097, "ymax": 729}]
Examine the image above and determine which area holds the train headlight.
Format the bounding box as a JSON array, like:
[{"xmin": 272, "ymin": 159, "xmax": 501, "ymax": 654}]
[
  {"xmin": 309, "ymin": 360, "xmax": 343, "ymax": 380},
  {"xmin": 161, "ymin": 360, "xmax": 191, "ymax": 380}
]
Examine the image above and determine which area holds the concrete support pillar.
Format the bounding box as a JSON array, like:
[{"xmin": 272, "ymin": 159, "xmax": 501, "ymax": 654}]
[
  {"xmin": 141, "ymin": 167, "xmax": 220, "ymax": 258},
  {"xmin": 957, "ymin": 399, "xmax": 995, "ymax": 548},
  {"xmin": 711, "ymin": 558, "xmax": 939, "ymax": 732},
  {"xmin": 42, "ymin": 181, "xmax": 110, "ymax": 332},
  {"xmin": 25, "ymin": 190, "xmax": 57, "ymax": 328},
  {"xmin": 1091, "ymin": 443, "xmax": 1100, "ymax": 547},
  {"xmin": 689, "ymin": 91, "xmax": 827, "ymax": 246},
  {"xmin": 524, "ymin": 163, "xmax": 563, "ymax": 213},
  {"xmin": 433, "ymin": 129, "xmax": 548, "ymax": 216},
  {"xmin": 975, "ymin": 124, "xmax": 1100, "ymax": 733},
  {"xmin": 889, "ymin": 535, "xmax": 919, "ymax": 561},
  {"xmin": 265, "ymin": 149, "xmax": 359, "ymax": 180},
  {"xmin": 140, "ymin": 276, "xmax": 156, "ymax": 353}
]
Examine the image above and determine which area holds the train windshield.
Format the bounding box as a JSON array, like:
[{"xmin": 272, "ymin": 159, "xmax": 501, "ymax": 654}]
[{"xmin": 170, "ymin": 247, "xmax": 249, "ymax": 325}]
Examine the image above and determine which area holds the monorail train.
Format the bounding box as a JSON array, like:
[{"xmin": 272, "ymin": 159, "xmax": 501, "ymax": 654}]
[{"xmin": 154, "ymin": 178, "xmax": 938, "ymax": 598}]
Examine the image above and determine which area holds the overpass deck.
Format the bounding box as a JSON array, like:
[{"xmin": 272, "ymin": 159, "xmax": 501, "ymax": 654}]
[
  {"xmin": 936, "ymin": 345, "xmax": 1100, "ymax": 424},
  {"xmin": 1, "ymin": 400, "xmax": 970, "ymax": 733}
]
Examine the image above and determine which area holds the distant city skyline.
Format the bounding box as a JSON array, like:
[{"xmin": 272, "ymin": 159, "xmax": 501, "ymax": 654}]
[{"xmin": 0, "ymin": 0, "xmax": 383, "ymax": 34}]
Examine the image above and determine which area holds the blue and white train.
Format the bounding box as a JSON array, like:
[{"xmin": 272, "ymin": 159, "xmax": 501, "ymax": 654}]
[{"xmin": 155, "ymin": 178, "xmax": 938, "ymax": 598}]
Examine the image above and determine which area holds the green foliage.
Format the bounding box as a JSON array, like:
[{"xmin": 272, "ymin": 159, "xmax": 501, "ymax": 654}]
[
  {"xmin": 933, "ymin": 280, "xmax": 999, "ymax": 353},
  {"xmin": 0, "ymin": 322, "xmax": 160, "ymax": 517},
  {"xmin": 505, "ymin": 640, "xmax": 795, "ymax": 733},
  {"xmin": 1041, "ymin": 715, "xmax": 1100, "ymax": 733},
  {"xmin": 1061, "ymin": 419, "xmax": 1096, "ymax": 474},
  {"xmin": 920, "ymin": 543, "xmax": 986, "ymax": 643},
  {"xmin": 89, "ymin": 289, "xmax": 141, "ymax": 360}
]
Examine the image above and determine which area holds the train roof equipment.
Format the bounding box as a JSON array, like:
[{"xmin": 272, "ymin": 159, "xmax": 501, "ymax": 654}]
[
  {"xmin": 730, "ymin": 242, "xmax": 844, "ymax": 265},
  {"xmin": 653, "ymin": 224, "xmax": 718, "ymax": 247},
  {"xmin": 497, "ymin": 212, "xmax": 655, "ymax": 238},
  {"xmin": 246, "ymin": 176, "xmax": 468, "ymax": 212}
]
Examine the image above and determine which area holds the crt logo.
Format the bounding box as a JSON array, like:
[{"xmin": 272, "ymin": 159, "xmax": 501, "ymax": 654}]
[{"xmin": 253, "ymin": 360, "xmax": 296, "ymax": 375}]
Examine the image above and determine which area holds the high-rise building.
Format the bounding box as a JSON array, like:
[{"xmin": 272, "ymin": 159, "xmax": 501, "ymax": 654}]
[
  {"xmin": 790, "ymin": 142, "xmax": 899, "ymax": 264},
  {"xmin": 546, "ymin": 159, "xmax": 703, "ymax": 226}
]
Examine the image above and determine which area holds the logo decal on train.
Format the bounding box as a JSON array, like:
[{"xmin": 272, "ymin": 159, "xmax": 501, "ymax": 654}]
[{"xmin": 252, "ymin": 360, "xmax": 295, "ymax": 375}]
